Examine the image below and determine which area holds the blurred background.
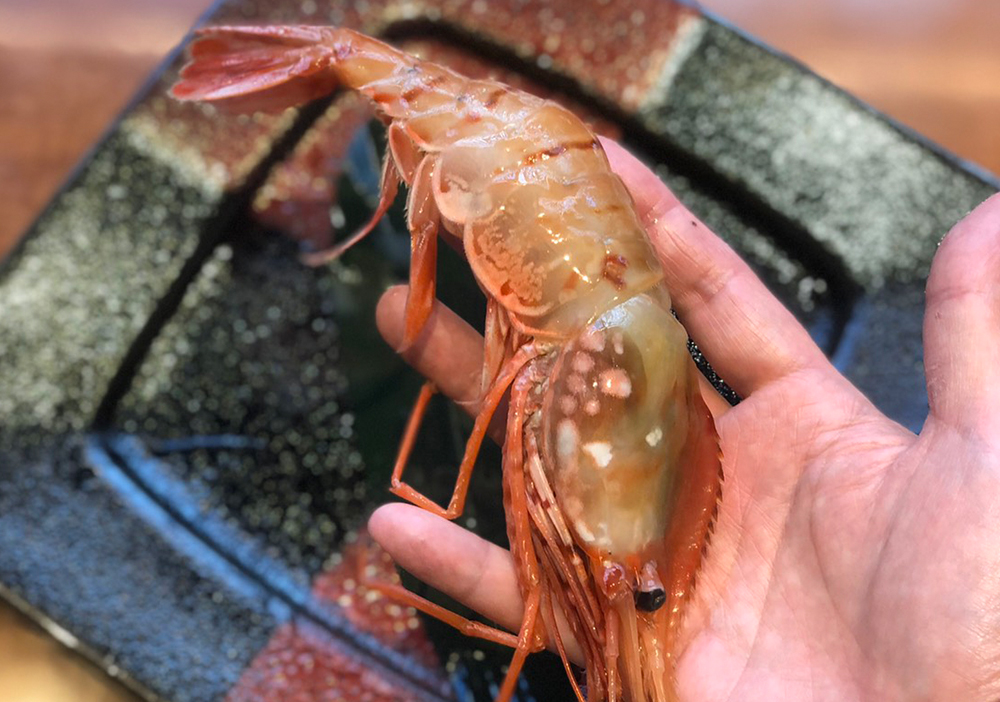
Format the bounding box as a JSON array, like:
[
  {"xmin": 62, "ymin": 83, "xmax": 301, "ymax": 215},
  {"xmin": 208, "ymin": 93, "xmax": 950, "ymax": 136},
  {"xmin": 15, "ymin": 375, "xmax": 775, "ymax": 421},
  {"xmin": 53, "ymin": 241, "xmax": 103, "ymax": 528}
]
[{"xmin": 0, "ymin": 0, "xmax": 997, "ymax": 699}]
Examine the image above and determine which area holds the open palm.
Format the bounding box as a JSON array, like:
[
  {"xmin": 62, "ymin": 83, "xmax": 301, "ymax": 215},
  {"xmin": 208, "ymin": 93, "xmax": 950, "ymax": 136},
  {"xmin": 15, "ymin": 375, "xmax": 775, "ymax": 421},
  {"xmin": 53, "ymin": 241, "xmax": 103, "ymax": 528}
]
[{"xmin": 369, "ymin": 140, "xmax": 1000, "ymax": 702}]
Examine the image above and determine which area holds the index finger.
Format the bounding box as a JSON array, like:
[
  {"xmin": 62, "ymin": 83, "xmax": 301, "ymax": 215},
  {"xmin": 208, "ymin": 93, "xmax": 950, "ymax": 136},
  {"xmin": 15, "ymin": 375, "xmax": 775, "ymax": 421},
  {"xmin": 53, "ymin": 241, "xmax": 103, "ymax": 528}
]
[{"xmin": 601, "ymin": 138, "xmax": 831, "ymax": 397}]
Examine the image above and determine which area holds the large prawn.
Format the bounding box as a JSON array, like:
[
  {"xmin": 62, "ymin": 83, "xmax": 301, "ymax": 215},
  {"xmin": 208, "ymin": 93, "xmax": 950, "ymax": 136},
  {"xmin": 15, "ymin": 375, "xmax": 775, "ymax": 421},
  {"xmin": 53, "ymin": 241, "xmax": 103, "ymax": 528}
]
[{"xmin": 173, "ymin": 25, "xmax": 723, "ymax": 702}]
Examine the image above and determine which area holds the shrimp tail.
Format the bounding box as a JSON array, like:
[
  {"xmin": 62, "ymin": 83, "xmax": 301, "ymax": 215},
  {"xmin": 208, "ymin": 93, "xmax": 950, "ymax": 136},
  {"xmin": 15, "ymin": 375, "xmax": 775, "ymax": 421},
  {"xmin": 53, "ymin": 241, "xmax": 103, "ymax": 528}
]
[
  {"xmin": 172, "ymin": 24, "xmax": 437, "ymax": 117},
  {"xmin": 171, "ymin": 25, "xmax": 345, "ymax": 113},
  {"xmin": 171, "ymin": 25, "xmax": 454, "ymax": 335}
]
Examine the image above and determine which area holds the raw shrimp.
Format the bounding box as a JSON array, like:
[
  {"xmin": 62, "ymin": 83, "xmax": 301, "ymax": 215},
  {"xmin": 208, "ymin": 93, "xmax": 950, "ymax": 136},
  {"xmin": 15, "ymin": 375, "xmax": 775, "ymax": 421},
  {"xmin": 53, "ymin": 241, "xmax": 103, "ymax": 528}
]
[{"xmin": 172, "ymin": 25, "xmax": 722, "ymax": 702}]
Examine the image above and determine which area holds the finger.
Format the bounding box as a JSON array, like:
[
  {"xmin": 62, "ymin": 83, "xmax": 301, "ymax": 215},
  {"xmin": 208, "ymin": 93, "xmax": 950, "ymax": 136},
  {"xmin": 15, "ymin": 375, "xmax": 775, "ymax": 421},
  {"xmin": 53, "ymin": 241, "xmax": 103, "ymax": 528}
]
[
  {"xmin": 368, "ymin": 503, "xmax": 585, "ymax": 663},
  {"xmin": 600, "ymin": 137, "xmax": 831, "ymax": 397},
  {"xmin": 697, "ymin": 374, "xmax": 732, "ymax": 419},
  {"xmin": 380, "ymin": 285, "xmax": 729, "ymax": 429},
  {"xmin": 924, "ymin": 193, "xmax": 1000, "ymax": 437},
  {"xmin": 377, "ymin": 285, "xmax": 484, "ymax": 413},
  {"xmin": 377, "ymin": 285, "xmax": 510, "ymax": 442}
]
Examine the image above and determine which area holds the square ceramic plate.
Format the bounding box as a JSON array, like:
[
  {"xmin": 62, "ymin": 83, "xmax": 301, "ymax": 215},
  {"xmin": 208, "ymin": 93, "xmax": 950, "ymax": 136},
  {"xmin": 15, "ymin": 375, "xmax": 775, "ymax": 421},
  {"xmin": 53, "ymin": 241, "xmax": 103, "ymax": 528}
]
[{"xmin": 0, "ymin": 0, "xmax": 995, "ymax": 700}]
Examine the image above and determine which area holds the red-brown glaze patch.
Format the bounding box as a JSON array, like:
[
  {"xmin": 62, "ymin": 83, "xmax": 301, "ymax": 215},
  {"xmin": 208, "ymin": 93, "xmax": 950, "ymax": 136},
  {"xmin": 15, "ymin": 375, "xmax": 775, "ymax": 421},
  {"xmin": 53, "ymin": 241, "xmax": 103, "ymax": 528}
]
[
  {"xmin": 225, "ymin": 619, "xmax": 431, "ymax": 702},
  {"xmin": 252, "ymin": 93, "xmax": 374, "ymax": 250},
  {"xmin": 202, "ymin": 0, "xmax": 696, "ymax": 114},
  {"xmin": 226, "ymin": 531, "xmax": 450, "ymax": 702},
  {"xmin": 140, "ymin": 0, "xmax": 693, "ymax": 196},
  {"xmin": 312, "ymin": 534, "xmax": 440, "ymax": 669}
]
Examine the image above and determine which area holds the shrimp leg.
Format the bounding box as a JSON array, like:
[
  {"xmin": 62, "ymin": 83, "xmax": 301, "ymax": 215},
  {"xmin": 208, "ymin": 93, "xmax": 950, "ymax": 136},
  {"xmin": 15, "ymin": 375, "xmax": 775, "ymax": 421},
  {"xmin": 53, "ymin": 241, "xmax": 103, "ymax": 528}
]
[
  {"xmin": 301, "ymin": 120, "xmax": 425, "ymax": 266},
  {"xmin": 402, "ymin": 156, "xmax": 439, "ymax": 349},
  {"xmin": 364, "ymin": 581, "xmax": 521, "ymax": 648},
  {"xmin": 365, "ymin": 576, "xmax": 542, "ymax": 702},
  {"xmin": 492, "ymin": 369, "xmax": 547, "ymax": 702},
  {"xmin": 390, "ymin": 343, "xmax": 544, "ymax": 520},
  {"xmin": 301, "ymin": 154, "xmax": 399, "ymax": 266},
  {"xmin": 371, "ymin": 368, "xmax": 547, "ymax": 702}
]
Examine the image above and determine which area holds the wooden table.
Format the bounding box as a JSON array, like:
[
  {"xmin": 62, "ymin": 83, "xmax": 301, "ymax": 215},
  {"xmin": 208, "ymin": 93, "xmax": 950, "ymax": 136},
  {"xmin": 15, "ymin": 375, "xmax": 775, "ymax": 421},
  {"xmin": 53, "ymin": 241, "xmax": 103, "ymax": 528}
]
[{"xmin": 0, "ymin": 0, "xmax": 996, "ymax": 699}]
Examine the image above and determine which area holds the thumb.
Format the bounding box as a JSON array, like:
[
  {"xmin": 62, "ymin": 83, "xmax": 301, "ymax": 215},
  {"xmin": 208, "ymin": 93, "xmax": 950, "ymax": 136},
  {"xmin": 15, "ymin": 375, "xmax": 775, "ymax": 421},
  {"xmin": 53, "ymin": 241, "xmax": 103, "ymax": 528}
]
[{"xmin": 923, "ymin": 192, "xmax": 1000, "ymax": 437}]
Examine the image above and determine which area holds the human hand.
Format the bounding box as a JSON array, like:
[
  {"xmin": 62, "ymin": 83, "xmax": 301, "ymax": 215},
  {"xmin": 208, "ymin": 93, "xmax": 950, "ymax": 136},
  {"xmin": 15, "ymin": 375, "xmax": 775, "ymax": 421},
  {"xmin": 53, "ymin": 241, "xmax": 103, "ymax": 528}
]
[{"xmin": 369, "ymin": 139, "xmax": 1000, "ymax": 702}]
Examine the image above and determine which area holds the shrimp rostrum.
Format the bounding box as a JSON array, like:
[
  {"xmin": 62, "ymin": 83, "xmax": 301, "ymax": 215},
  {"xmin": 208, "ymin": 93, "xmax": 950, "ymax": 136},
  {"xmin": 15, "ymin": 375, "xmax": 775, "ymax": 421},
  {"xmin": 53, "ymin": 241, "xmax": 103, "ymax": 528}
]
[{"xmin": 173, "ymin": 25, "xmax": 723, "ymax": 702}]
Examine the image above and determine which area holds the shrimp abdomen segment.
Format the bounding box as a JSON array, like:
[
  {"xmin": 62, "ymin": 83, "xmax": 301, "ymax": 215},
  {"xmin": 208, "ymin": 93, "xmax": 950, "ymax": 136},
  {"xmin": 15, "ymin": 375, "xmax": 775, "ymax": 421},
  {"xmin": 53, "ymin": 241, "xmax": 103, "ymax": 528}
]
[{"xmin": 462, "ymin": 170, "xmax": 663, "ymax": 338}]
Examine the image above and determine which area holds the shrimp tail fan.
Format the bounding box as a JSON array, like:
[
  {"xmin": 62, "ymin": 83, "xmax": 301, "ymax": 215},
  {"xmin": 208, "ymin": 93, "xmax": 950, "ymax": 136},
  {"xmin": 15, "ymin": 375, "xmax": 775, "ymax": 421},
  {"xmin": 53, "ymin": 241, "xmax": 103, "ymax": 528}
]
[{"xmin": 171, "ymin": 25, "xmax": 341, "ymax": 112}]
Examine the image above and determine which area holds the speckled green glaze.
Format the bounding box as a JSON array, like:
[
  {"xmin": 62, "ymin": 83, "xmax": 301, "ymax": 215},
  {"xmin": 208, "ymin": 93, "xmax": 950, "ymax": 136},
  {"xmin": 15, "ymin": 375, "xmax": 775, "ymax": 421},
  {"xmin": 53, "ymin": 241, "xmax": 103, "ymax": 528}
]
[{"xmin": 0, "ymin": 130, "xmax": 215, "ymax": 450}]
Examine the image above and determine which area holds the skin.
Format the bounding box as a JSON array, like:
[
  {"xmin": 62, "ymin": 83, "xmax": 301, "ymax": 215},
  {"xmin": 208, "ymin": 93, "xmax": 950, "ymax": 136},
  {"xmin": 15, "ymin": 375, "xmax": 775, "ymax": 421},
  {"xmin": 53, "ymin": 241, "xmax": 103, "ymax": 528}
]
[{"xmin": 368, "ymin": 138, "xmax": 1000, "ymax": 702}]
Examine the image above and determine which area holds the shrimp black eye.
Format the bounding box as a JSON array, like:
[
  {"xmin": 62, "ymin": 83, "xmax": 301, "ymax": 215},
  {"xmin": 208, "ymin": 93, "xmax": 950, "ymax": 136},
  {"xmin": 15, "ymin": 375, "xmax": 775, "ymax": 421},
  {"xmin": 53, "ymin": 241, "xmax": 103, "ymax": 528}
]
[{"xmin": 634, "ymin": 587, "xmax": 666, "ymax": 612}]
